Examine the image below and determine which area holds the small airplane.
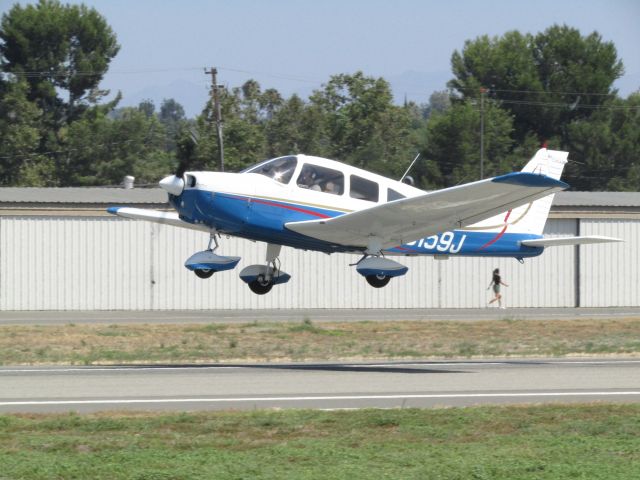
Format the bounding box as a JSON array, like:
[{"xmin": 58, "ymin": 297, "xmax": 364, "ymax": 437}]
[{"xmin": 108, "ymin": 148, "xmax": 620, "ymax": 295}]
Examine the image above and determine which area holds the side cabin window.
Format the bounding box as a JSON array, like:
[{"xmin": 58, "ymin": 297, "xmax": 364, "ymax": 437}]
[
  {"xmin": 387, "ymin": 188, "xmax": 406, "ymax": 202},
  {"xmin": 297, "ymin": 164, "xmax": 344, "ymax": 195},
  {"xmin": 244, "ymin": 156, "xmax": 297, "ymax": 184},
  {"xmin": 350, "ymin": 175, "xmax": 379, "ymax": 202}
]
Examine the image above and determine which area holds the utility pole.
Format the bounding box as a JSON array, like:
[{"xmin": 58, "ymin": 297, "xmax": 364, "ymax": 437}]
[
  {"xmin": 479, "ymin": 87, "xmax": 486, "ymax": 179},
  {"xmin": 205, "ymin": 67, "xmax": 224, "ymax": 171}
]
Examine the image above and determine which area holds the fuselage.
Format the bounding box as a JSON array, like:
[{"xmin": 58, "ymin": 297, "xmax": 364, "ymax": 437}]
[{"xmin": 168, "ymin": 154, "xmax": 544, "ymax": 259}]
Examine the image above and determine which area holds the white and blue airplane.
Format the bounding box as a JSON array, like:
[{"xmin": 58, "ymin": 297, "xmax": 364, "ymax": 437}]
[{"xmin": 108, "ymin": 148, "xmax": 620, "ymax": 294}]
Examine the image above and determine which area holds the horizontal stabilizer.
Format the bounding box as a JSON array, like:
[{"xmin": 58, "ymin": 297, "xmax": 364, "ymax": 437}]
[
  {"xmin": 521, "ymin": 235, "xmax": 622, "ymax": 247},
  {"xmin": 286, "ymin": 171, "xmax": 567, "ymax": 249},
  {"xmin": 107, "ymin": 207, "xmax": 212, "ymax": 232}
]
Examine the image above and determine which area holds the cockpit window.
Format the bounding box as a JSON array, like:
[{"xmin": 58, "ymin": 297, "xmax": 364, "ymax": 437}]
[
  {"xmin": 297, "ymin": 164, "xmax": 344, "ymax": 195},
  {"xmin": 350, "ymin": 175, "xmax": 379, "ymax": 202},
  {"xmin": 387, "ymin": 188, "xmax": 405, "ymax": 201},
  {"xmin": 243, "ymin": 156, "xmax": 297, "ymax": 184}
]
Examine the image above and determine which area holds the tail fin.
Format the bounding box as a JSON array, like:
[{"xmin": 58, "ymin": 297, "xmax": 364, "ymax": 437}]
[
  {"xmin": 512, "ymin": 148, "xmax": 568, "ymax": 235},
  {"xmin": 467, "ymin": 149, "xmax": 568, "ymax": 236},
  {"xmin": 520, "ymin": 148, "xmax": 568, "ymax": 181}
]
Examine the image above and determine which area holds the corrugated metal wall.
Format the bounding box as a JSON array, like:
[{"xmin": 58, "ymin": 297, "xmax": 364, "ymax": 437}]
[
  {"xmin": 579, "ymin": 219, "xmax": 640, "ymax": 307},
  {"xmin": 0, "ymin": 216, "xmax": 636, "ymax": 310}
]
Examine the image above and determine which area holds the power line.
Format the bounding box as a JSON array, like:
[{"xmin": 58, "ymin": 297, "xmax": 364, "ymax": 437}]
[
  {"xmin": 1, "ymin": 64, "xmax": 324, "ymax": 85},
  {"xmin": 455, "ymin": 85, "xmax": 620, "ymax": 97},
  {"xmin": 495, "ymin": 99, "xmax": 640, "ymax": 110}
]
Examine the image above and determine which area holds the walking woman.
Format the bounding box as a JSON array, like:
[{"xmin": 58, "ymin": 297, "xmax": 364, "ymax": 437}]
[{"xmin": 488, "ymin": 268, "xmax": 508, "ymax": 308}]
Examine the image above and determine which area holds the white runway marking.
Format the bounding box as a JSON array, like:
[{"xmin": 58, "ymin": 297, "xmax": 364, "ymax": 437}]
[{"xmin": 2, "ymin": 391, "xmax": 640, "ymax": 407}]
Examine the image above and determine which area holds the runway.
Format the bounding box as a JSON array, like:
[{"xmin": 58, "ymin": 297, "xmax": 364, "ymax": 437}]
[
  {"xmin": 1, "ymin": 307, "xmax": 640, "ymax": 325},
  {"xmin": 1, "ymin": 358, "xmax": 639, "ymax": 413}
]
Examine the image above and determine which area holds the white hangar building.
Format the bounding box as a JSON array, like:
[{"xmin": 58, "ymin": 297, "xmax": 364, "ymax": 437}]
[{"xmin": 0, "ymin": 188, "xmax": 638, "ymax": 310}]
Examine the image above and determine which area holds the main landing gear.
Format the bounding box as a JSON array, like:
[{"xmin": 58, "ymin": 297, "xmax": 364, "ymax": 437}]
[
  {"xmin": 184, "ymin": 233, "xmax": 290, "ymax": 295},
  {"xmin": 239, "ymin": 243, "xmax": 291, "ymax": 295},
  {"xmin": 353, "ymin": 255, "xmax": 409, "ymax": 289},
  {"xmin": 365, "ymin": 274, "xmax": 391, "ymax": 288},
  {"xmin": 184, "ymin": 233, "xmax": 410, "ymax": 293}
]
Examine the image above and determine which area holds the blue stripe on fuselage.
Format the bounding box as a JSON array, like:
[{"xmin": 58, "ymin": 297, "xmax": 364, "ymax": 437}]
[{"xmin": 387, "ymin": 231, "xmax": 543, "ymax": 258}]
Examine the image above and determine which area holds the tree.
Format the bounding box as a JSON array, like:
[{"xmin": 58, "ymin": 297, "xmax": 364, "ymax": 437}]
[
  {"xmin": 137, "ymin": 99, "xmax": 155, "ymax": 118},
  {"xmin": 264, "ymin": 94, "xmax": 328, "ymax": 158},
  {"xmin": 565, "ymin": 93, "xmax": 640, "ymax": 191},
  {"xmin": 0, "ymin": 80, "xmax": 49, "ymax": 185},
  {"xmin": 0, "ymin": 0, "xmax": 120, "ymax": 124},
  {"xmin": 422, "ymin": 90, "xmax": 451, "ymax": 119},
  {"xmin": 158, "ymin": 98, "xmax": 187, "ymax": 153},
  {"xmin": 419, "ymin": 101, "xmax": 515, "ymax": 189},
  {"xmin": 448, "ymin": 25, "xmax": 624, "ymax": 144},
  {"xmin": 60, "ymin": 104, "xmax": 171, "ymax": 186},
  {"xmin": 308, "ymin": 72, "xmax": 417, "ymax": 176}
]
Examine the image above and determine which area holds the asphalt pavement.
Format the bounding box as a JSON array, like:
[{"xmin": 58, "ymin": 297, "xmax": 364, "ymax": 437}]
[
  {"xmin": 1, "ymin": 358, "xmax": 639, "ymax": 413},
  {"xmin": 1, "ymin": 307, "xmax": 639, "ymax": 325}
]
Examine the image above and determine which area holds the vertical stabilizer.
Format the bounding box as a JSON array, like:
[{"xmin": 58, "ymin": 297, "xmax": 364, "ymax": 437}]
[
  {"xmin": 513, "ymin": 148, "xmax": 568, "ymax": 235},
  {"xmin": 466, "ymin": 149, "xmax": 569, "ymax": 236}
]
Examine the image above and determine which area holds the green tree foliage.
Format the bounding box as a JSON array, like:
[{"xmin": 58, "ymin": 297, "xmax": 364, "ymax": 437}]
[
  {"xmin": 0, "ymin": 0, "xmax": 119, "ymax": 123},
  {"xmin": 449, "ymin": 25, "xmax": 624, "ymax": 143},
  {"xmin": 422, "ymin": 90, "xmax": 451, "ymax": 119},
  {"xmin": 565, "ymin": 93, "xmax": 640, "ymax": 191},
  {"xmin": 448, "ymin": 24, "xmax": 635, "ymax": 190},
  {"xmin": 59, "ymin": 102, "xmax": 172, "ymax": 186},
  {"xmin": 418, "ymin": 101, "xmax": 515, "ymax": 189},
  {"xmin": 159, "ymin": 98, "xmax": 187, "ymax": 153},
  {"xmin": 0, "ymin": 80, "xmax": 44, "ymax": 184},
  {"xmin": 0, "ymin": 1, "xmax": 636, "ymax": 193},
  {"xmin": 308, "ymin": 72, "xmax": 417, "ymax": 176}
]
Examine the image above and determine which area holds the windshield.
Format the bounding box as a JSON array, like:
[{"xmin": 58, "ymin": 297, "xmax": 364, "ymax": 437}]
[{"xmin": 242, "ymin": 156, "xmax": 298, "ymax": 184}]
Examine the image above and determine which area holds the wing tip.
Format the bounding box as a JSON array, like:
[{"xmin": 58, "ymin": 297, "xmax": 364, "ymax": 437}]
[{"xmin": 493, "ymin": 172, "xmax": 568, "ymax": 190}]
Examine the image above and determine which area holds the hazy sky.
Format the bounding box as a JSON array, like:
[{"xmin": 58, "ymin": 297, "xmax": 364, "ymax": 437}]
[{"xmin": 2, "ymin": 0, "xmax": 639, "ymax": 116}]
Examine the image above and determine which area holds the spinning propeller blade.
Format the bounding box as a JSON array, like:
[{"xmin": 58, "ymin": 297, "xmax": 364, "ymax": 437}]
[{"xmin": 160, "ymin": 129, "xmax": 199, "ymax": 195}]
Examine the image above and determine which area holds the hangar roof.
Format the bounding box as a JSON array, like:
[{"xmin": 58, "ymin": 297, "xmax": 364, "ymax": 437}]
[
  {"xmin": 0, "ymin": 188, "xmax": 639, "ymax": 206},
  {"xmin": 0, "ymin": 188, "xmax": 639, "ymax": 218},
  {"xmin": 554, "ymin": 191, "xmax": 640, "ymax": 207},
  {"xmin": 0, "ymin": 187, "xmax": 167, "ymax": 205}
]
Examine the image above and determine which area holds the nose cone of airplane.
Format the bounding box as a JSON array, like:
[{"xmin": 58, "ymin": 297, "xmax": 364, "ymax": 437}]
[{"xmin": 159, "ymin": 175, "xmax": 185, "ymax": 196}]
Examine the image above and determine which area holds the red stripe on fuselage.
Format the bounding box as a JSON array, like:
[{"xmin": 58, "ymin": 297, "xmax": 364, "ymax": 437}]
[
  {"xmin": 225, "ymin": 194, "xmax": 332, "ymax": 219},
  {"xmin": 477, "ymin": 209, "xmax": 512, "ymax": 251}
]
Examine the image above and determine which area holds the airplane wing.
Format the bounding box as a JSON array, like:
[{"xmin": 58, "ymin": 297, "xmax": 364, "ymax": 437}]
[
  {"xmin": 285, "ymin": 172, "xmax": 568, "ymax": 249},
  {"xmin": 520, "ymin": 236, "xmax": 622, "ymax": 247},
  {"xmin": 107, "ymin": 207, "xmax": 212, "ymax": 232}
]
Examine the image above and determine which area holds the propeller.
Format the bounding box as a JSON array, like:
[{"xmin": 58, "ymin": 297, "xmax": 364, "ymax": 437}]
[{"xmin": 159, "ymin": 128, "xmax": 199, "ymax": 196}]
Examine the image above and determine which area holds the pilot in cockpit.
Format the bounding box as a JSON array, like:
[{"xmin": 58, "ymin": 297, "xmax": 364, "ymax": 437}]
[{"xmin": 298, "ymin": 167, "xmax": 321, "ymax": 191}]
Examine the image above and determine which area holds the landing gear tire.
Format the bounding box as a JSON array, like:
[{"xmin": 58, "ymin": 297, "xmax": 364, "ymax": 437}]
[
  {"xmin": 248, "ymin": 275, "xmax": 274, "ymax": 295},
  {"xmin": 366, "ymin": 274, "xmax": 391, "ymax": 288},
  {"xmin": 194, "ymin": 268, "xmax": 215, "ymax": 279}
]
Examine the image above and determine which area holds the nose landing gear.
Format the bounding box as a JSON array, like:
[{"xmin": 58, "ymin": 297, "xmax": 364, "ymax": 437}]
[{"xmin": 184, "ymin": 231, "xmax": 240, "ymax": 279}]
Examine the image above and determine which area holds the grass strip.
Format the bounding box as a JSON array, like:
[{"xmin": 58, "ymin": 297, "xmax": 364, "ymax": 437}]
[
  {"xmin": 1, "ymin": 317, "xmax": 639, "ymax": 365},
  {"xmin": 1, "ymin": 404, "xmax": 639, "ymax": 479}
]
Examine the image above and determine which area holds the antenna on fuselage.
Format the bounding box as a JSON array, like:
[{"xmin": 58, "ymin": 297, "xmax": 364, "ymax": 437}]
[{"xmin": 400, "ymin": 152, "xmax": 421, "ymax": 184}]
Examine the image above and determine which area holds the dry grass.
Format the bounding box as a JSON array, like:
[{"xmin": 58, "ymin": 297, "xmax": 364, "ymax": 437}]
[{"xmin": 1, "ymin": 317, "xmax": 639, "ymax": 365}]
